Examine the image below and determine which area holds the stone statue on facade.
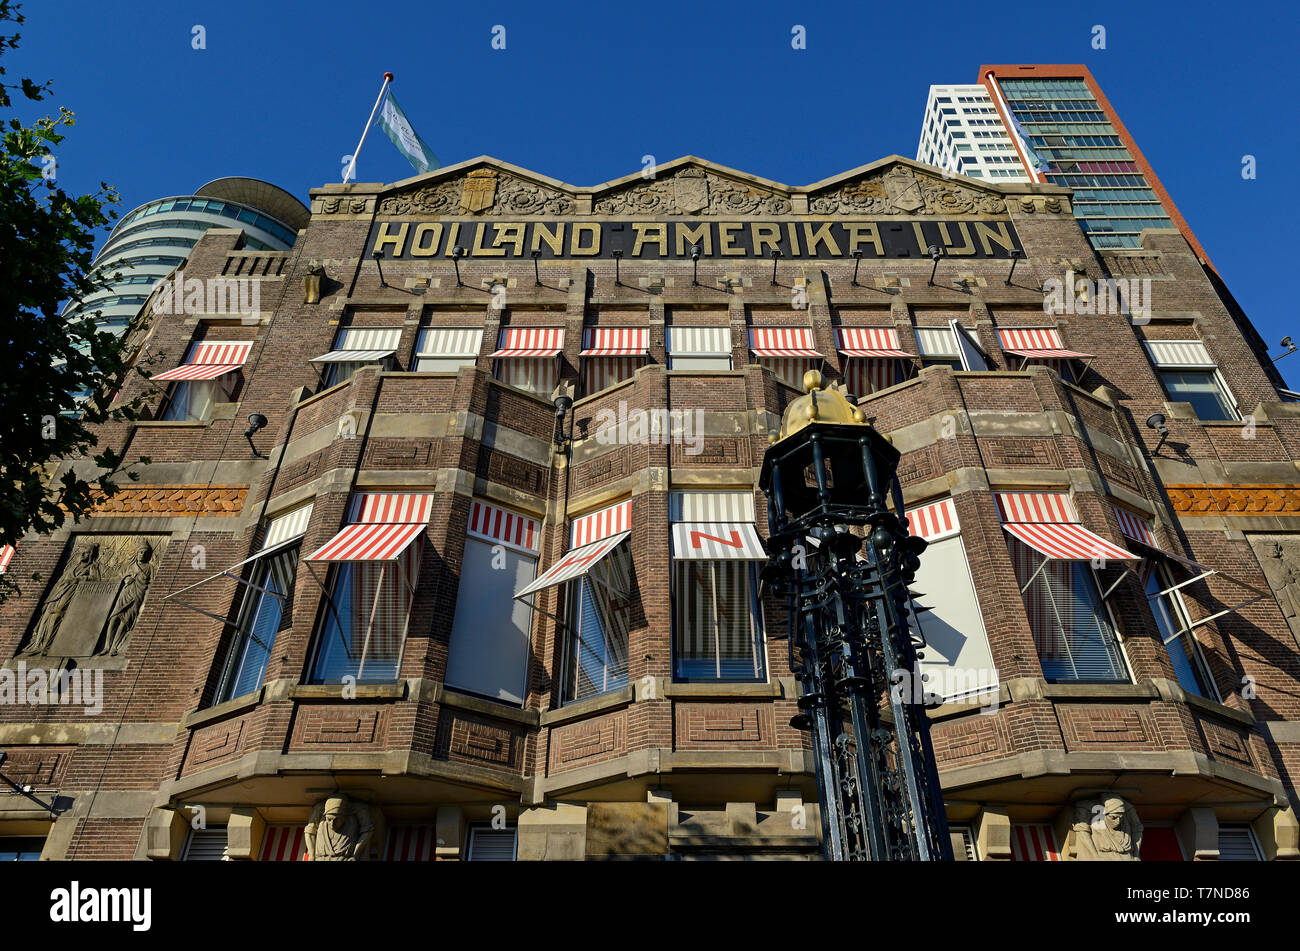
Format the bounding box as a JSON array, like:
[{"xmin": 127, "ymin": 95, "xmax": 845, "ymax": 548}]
[
  {"xmin": 304, "ymin": 795, "xmax": 377, "ymax": 861},
  {"xmin": 1071, "ymin": 795, "xmax": 1142, "ymax": 860}
]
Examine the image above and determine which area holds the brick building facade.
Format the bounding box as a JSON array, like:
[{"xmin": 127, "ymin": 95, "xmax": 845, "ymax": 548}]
[{"xmin": 2, "ymin": 155, "xmax": 1298, "ymax": 861}]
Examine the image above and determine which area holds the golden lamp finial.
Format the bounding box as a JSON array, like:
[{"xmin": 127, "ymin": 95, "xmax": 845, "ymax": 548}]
[{"xmin": 770, "ymin": 369, "xmax": 868, "ymax": 444}]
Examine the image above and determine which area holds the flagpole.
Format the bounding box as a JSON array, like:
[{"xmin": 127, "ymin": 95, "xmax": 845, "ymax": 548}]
[{"xmin": 343, "ymin": 72, "xmax": 393, "ymax": 184}]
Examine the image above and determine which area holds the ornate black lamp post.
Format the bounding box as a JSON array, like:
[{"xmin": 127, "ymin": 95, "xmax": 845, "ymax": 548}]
[{"xmin": 758, "ymin": 371, "xmax": 952, "ymax": 861}]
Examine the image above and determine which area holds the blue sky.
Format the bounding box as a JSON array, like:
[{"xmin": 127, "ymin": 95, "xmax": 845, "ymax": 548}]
[{"xmin": 12, "ymin": 0, "xmax": 1299, "ymax": 384}]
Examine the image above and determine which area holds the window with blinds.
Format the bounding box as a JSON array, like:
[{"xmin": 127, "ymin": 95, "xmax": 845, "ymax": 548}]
[
  {"xmin": 414, "ymin": 327, "xmax": 482, "ymax": 372},
  {"xmin": 495, "ymin": 358, "xmax": 558, "ymax": 397},
  {"xmin": 466, "ymin": 826, "xmax": 517, "ymax": 861},
  {"xmin": 672, "ymin": 560, "xmax": 765, "ymax": 682},
  {"xmin": 182, "ymin": 827, "xmax": 230, "ymax": 861},
  {"xmin": 445, "ymin": 538, "xmax": 538, "ymax": 706},
  {"xmin": 666, "ymin": 326, "xmax": 731, "ymax": 371},
  {"xmin": 560, "ymin": 542, "xmax": 633, "ymax": 703},
  {"xmin": 950, "ymin": 824, "xmax": 978, "ymax": 861},
  {"xmin": 217, "ymin": 546, "xmax": 298, "ymax": 703},
  {"xmin": 1217, "ymin": 825, "xmax": 1262, "ymax": 861},
  {"xmin": 309, "ymin": 545, "xmax": 420, "ymax": 683},
  {"xmin": 1009, "ymin": 537, "xmax": 1129, "ymax": 683}
]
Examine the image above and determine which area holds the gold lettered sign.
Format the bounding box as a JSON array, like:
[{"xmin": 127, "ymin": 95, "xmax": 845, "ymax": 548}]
[{"xmin": 368, "ymin": 218, "xmax": 1022, "ymax": 261}]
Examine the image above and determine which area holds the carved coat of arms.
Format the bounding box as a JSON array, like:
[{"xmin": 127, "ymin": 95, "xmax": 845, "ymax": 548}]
[
  {"xmin": 459, "ymin": 169, "xmax": 498, "ymax": 214},
  {"xmin": 672, "ymin": 168, "xmax": 710, "ymax": 215},
  {"xmin": 884, "ymin": 166, "xmax": 925, "ymax": 214}
]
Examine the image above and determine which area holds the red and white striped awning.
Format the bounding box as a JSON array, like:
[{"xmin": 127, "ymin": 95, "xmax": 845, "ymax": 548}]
[
  {"xmin": 0, "ymin": 544, "xmax": 13, "ymax": 574},
  {"xmin": 260, "ymin": 825, "xmax": 307, "ymax": 862},
  {"xmin": 995, "ymin": 491, "xmax": 1137, "ymax": 562},
  {"xmin": 1112, "ymin": 505, "xmax": 1157, "ymax": 548},
  {"xmin": 997, "ymin": 328, "xmax": 1091, "ymax": 360},
  {"xmin": 1011, "ymin": 824, "xmax": 1059, "ymax": 862},
  {"xmin": 749, "ymin": 327, "xmax": 822, "ymax": 358},
  {"xmin": 467, "ymin": 499, "xmax": 540, "ymax": 554},
  {"xmin": 905, "ymin": 498, "xmax": 960, "ymax": 542},
  {"xmin": 580, "ymin": 327, "xmax": 649, "ymax": 356},
  {"xmin": 384, "ymin": 824, "xmax": 437, "ymax": 861},
  {"xmin": 572, "ymin": 500, "xmax": 632, "ymax": 547},
  {"xmin": 671, "ymin": 522, "xmax": 766, "ymax": 560},
  {"xmin": 514, "ymin": 531, "xmax": 630, "ymax": 600},
  {"xmin": 490, "ymin": 327, "xmax": 564, "ymax": 358},
  {"xmin": 306, "ymin": 493, "xmax": 433, "ymax": 562},
  {"xmin": 151, "ymin": 341, "xmax": 252, "ymax": 381},
  {"xmin": 836, "ymin": 327, "xmax": 912, "ymax": 358}
]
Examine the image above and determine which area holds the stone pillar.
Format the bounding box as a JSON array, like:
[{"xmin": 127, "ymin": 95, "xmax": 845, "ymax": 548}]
[
  {"xmin": 975, "ymin": 806, "xmax": 1012, "ymax": 861},
  {"xmin": 226, "ymin": 807, "xmax": 265, "ymax": 860},
  {"xmin": 1176, "ymin": 806, "xmax": 1219, "ymax": 860},
  {"xmin": 144, "ymin": 807, "xmax": 187, "ymax": 860},
  {"xmin": 1252, "ymin": 805, "xmax": 1300, "ymax": 860}
]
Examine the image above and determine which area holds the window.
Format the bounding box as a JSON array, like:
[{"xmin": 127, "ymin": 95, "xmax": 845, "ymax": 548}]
[
  {"xmin": 445, "ymin": 502, "xmax": 541, "ymax": 707},
  {"xmin": 311, "ymin": 327, "xmax": 402, "ymax": 388},
  {"xmin": 182, "ymin": 827, "xmax": 229, "ymax": 861},
  {"xmin": 749, "ymin": 327, "xmax": 822, "ymax": 389},
  {"xmin": 672, "ymin": 560, "xmax": 765, "ymax": 681},
  {"xmin": 414, "ymin": 327, "xmax": 482, "ymax": 372},
  {"xmin": 667, "ymin": 326, "xmax": 731, "ymax": 371},
  {"xmin": 907, "ymin": 501, "xmax": 996, "ymax": 701},
  {"xmin": 915, "ymin": 325, "xmax": 980, "ymax": 370},
  {"xmin": 304, "ymin": 493, "xmax": 430, "ymax": 683},
  {"xmin": 1143, "ymin": 340, "xmax": 1238, "ymax": 421},
  {"xmin": 467, "ymin": 826, "xmax": 517, "ymax": 860},
  {"xmin": 160, "ymin": 375, "xmax": 234, "ymax": 422},
  {"xmin": 151, "ymin": 340, "xmax": 250, "ymax": 422},
  {"xmin": 0, "ymin": 837, "xmax": 44, "ymax": 861},
  {"xmin": 216, "ymin": 545, "xmax": 298, "ymax": 702},
  {"xmin": 1159, "ymin": 370, "xmax": 1237, "ymax": 421},
  {"xmin": 835, "ymin": 328, "xmax": 913, "ymax": 397},
  {"xmin": 1009, "ymin": 538, "xmax": 1129, "ymax": 683},
  {"xmin": 670, "ymin": 491, "xmax": 768, "ymax": 682},
  {"xmin": 491, "ymin": 327, "xmax": 563, "ymax": 397},
  {"xmin": 309, "ymin": 557, "xmax": 416, "ymax": 682},
  {"xmin": 1217, "ymin": 825, "xmax": 1262, "ymax": 861},
  {"xmin": 581, "ymin": 327, "xmax": 649, "ymax": 394},
  {"xmin": 562, "ymin": 548, "xmax": 633, "ymax": 702},
  {"xmin": 1142, "ymin": 563, "xmax": 1217, "ymax": 699}
]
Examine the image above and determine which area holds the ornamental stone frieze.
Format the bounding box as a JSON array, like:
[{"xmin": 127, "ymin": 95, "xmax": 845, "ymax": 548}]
[
  {"xmin": 807, "ymin": 165, "xmax": 1006, "ymax": 216},
  {"xmin": 378, "ymin": 168, "xmax": 576, "ymax": 217},
  {"xmin": 1166, "ymin": 483, "xmax": 1300, "ymax": 516},
  {"xmin": 81, "ymin": 484, "xmax": 248, "ymax": 517},
  {"xmin": 594, "ymin": 167, "xmax": 793, "ymax": 216}
]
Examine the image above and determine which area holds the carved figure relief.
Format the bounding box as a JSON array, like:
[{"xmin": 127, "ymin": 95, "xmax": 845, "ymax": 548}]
[
  {"xmin": 304, "ymin": 795, "xmax": 377, "ymax": 861},
  {"xmin": 1250, "ymin": 536, "xmax": 1300, "ymax": 640},
  {"xmin": 1069, "ymin": 795, "xmax": 1143, "ymax": 860},
  {"xmin": 20, "ymin": 535, "xmax": 163, "ymax": 659}
]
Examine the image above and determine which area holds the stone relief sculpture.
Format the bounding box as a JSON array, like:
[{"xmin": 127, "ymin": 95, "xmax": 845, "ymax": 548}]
[
  {"xmin": 19, "ymin": 535, "xmax": 163, "ymax": 659},
  {"xmin": 808, "ymin": 165, "xmax": 1006, "ymax": 216},
  {"xmin": 104, "ymin": 539, "xmax": 156, "ymax": 656},
  {"xmin": 594, "ymin": 167, "xmax": 791, "ymax": 216},
  {"xmin": 377, "ymin": 170, "xmax": 575, "ymax": 217},
  {"xmin": 1252, "ymin": 537, "xmax": 1300, "ymax": 640},
  {"xmin": 1070, "ymin": 795, "xmax": 1143, "ymax": 860},
  {"xmin": 22, "ymin": 542, "xmax": 99, "ymax": 656},
  {"xmin": 304, "ymin": 795, "xmax": 377, "ymax": 861}
]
